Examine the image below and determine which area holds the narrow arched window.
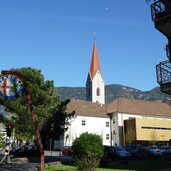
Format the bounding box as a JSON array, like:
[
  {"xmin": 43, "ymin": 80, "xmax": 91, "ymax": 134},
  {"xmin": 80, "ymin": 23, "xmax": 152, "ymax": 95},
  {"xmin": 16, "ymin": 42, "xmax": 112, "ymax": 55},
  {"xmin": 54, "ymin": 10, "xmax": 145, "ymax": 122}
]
[{"xmin": 96, "ymin": 87, "xmax": 100, "ymax": 96}]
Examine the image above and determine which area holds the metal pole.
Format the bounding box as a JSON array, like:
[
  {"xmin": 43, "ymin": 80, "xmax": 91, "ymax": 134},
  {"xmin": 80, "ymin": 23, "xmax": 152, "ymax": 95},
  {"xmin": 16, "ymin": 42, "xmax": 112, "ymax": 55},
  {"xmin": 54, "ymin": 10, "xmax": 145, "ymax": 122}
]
[
  {"xmin": 50, "ymin": 123, "xmax": 54, "ymax": 158},
  {"xmin": 50, "ymin": 138, "xmax": 52, "ymax": 157},
  {"xmin": 2, "ymin": 71, "xmax": 44, "ymax": 171}
]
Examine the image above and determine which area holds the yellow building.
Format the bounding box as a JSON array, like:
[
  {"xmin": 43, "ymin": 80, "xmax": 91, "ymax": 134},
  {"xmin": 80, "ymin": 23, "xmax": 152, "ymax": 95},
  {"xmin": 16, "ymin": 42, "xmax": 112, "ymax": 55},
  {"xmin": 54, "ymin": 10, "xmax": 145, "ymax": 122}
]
[{"xmin": 124, "ymin": 118, "xmax": 171, "ymax": 145}]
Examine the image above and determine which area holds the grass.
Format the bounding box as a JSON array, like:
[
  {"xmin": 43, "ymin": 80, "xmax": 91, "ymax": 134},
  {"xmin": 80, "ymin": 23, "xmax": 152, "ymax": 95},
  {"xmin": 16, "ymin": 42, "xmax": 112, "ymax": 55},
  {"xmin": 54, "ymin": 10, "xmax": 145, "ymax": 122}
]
[
  {"xmin": 44, "ymin": 164, "xmax": 127, "ymax": 171},
  {"xmin": 45, "ymin": 164, "xmax": 75, "ymax": 171},
  {"xmin": 44, "ymin": 157, "xmax": 171, "ymax": 171}
]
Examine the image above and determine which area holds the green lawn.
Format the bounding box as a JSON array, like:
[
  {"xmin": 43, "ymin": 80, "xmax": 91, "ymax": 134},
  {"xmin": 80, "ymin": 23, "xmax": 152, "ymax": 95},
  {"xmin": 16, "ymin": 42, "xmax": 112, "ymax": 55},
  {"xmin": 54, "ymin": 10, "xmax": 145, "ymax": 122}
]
[
  {"xmin": 44, "ymin": 164, "xmax": 127, "ymax": 171},
  {"xmin": 44, "ymin": 158, "xmax": 171, "ymax": 171}
]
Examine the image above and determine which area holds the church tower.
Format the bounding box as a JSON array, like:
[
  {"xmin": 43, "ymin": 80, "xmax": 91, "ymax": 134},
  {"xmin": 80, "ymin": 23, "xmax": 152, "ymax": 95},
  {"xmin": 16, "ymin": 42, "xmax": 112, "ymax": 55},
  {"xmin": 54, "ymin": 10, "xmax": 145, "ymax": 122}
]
[{"xmin": 86, "ymin": 38, "xmax": 105, "ymax": 104}]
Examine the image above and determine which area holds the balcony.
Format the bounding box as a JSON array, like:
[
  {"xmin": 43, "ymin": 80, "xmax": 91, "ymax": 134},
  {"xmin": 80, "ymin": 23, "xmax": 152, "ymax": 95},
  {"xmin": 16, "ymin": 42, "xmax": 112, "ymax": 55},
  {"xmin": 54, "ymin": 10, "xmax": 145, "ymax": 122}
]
[
  {"xmin": 151, "ymin": 0, "xmax": 171, "ymax": 38},
  {"xmin": 156, "ymin": 60, "xmax": 171, "ymax": 94},
  {"xmin": 166, "ymin": 44, "xmax": 170, "ymax": 60}
]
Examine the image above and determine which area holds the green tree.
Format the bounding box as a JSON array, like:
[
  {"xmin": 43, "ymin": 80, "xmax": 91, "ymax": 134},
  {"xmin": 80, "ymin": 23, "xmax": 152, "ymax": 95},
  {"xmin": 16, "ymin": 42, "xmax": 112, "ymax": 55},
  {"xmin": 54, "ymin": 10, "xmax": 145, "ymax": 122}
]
[
  {"xmin": 0, "ymin": 114, "xmax": 9, "ymax": 125},
  {"xmin": 72, "ymin": 133, "xmax": 104, "ymax": 171},
  {"xmin": 0, "ymin": 132, "xmax": 5, "ymax": 148},
  {"xmin": 41, "ymin": 99, "xmax": 75, "ymax": 149},
  {"xmin": 1, "ymin": 67, "xmax": 59, "ymax": 141}
]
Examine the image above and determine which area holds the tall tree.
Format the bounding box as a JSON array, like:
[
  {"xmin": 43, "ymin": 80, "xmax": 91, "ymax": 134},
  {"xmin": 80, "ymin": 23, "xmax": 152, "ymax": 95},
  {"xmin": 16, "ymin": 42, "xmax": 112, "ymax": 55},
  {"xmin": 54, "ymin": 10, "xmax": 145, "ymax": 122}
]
[
  {"xmin": 41, "ymin": 99, "xmax": 75, "ymax": 149},
  {"xmin": 1, "ymin": 67, "xmax": 59, "ymax": 141}
]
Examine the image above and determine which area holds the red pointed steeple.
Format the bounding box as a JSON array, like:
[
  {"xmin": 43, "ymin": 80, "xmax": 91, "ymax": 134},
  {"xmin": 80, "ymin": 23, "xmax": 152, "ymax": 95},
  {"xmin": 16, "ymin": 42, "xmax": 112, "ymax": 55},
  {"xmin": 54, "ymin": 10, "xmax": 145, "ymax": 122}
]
[{"xmin": 89, "ymin": 39, "xmax": 101, "ymax": 79}]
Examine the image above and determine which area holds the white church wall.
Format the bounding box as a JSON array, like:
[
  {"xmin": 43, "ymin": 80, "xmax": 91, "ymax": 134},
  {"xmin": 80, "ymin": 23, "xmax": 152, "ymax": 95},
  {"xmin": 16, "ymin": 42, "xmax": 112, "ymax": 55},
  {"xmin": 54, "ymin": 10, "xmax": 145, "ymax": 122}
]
[
  {"xmin": 64, "ymin": 115, "xmax": 110, "ymax": 146},
  {"xmin": 92, "ymin": 71, "xmax": 105, "ymax": 104}
]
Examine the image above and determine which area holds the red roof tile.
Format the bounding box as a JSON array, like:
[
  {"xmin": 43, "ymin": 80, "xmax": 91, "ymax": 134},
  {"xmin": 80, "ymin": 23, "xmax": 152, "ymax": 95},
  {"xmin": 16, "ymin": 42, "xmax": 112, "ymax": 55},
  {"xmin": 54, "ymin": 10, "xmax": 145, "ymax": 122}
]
[{"xmin": 89, "ymin": 40, "xmax": 101, "ymax": 79}]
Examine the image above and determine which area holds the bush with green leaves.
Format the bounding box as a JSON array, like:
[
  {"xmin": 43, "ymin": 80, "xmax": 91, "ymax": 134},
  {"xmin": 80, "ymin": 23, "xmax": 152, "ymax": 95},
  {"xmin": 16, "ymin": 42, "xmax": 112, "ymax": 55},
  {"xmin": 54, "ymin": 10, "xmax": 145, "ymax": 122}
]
[
  {"xmin": 72, "ymin": 132, "xmax": 104, "ymax": 171},
  {"xmin": 0, "ymin": 133, "xmax": 5, "ymax": 149}
]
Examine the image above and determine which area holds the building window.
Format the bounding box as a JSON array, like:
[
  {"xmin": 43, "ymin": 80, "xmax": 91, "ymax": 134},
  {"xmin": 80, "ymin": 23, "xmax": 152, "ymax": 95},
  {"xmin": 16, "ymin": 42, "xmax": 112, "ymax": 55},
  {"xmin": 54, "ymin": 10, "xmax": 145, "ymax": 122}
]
[
  {"xmin": 82, "ymin": 119, "xmax": 86, "ymax": 126},
  {"xmin": 106, "ymin": 134, "xmax": 109, "ymax": 140},
  {"xmin": 106, "ymin": 122, "xmax": 109, "ymax": 127},
  {"xmin": 96, "ymin": 87, "xmax": 100, "ymax": 96}
]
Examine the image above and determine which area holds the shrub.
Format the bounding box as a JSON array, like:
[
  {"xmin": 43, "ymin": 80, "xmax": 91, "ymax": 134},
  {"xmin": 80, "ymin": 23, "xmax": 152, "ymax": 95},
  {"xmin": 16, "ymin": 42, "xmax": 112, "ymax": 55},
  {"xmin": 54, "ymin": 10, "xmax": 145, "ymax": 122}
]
[
  {"xmin": 72, "ymin": 132, "xmax": 104, "ymax": 171},
  {"xmin": 0, "ymin": 133, "xmax": 5, "ymax": 149}
]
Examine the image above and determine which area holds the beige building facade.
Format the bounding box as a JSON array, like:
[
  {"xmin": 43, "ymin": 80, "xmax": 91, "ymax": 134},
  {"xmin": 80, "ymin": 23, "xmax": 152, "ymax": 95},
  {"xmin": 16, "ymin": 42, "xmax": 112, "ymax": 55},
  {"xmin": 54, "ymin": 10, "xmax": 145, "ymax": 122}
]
[{"xmin": 124, "ymin": 118, "xmax": 171, "ymax": 144}]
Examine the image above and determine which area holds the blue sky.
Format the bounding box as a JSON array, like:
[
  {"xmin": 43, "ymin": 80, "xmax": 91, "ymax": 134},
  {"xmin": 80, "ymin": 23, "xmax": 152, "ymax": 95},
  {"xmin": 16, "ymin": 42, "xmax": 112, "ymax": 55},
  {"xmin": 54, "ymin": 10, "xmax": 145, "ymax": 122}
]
[{"xmin": 0, "ymin": 0, "xmax": 167, "ymax": 91}]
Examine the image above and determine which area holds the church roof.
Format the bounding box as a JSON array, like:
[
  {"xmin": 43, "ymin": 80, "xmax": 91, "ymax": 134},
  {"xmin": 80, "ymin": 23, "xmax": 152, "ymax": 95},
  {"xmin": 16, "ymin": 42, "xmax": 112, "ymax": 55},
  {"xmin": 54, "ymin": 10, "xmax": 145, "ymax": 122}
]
[
  {"xmin": 67, "ymin": 98, "xmax": 171, "ymax": 118},
  {"xmin": 107, "ymin": 98, "xmax": 171, "ymax": 117},
  {"xmin": 66, "ymin": 99, "xmax": 108, "ymax": 118},
  {"xmin": 89, "ymin": 39, "xmax": 102, "ymax": 80}
]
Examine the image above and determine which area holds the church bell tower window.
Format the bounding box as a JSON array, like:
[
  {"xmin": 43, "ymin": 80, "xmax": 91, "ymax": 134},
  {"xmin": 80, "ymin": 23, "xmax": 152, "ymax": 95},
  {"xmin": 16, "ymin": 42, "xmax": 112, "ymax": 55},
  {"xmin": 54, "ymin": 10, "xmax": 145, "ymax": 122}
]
[{"xmin": 96, "ymin": 87, "xmax": 100, "ymax": 96}]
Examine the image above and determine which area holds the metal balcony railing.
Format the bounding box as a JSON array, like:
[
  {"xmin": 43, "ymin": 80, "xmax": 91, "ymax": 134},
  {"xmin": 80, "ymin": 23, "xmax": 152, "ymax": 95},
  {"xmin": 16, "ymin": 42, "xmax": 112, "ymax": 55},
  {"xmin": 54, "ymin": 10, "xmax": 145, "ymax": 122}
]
[
  {"xmin": 156, "ymin": 60, "xmax": 171, "ymax": 85},
  {"xmin": 151, "ymin": 0, "xmax": 167, "ymax": 21},
  {"xmin": 166, "ymin": 44, "xmax": 170, "ymax": 59}
]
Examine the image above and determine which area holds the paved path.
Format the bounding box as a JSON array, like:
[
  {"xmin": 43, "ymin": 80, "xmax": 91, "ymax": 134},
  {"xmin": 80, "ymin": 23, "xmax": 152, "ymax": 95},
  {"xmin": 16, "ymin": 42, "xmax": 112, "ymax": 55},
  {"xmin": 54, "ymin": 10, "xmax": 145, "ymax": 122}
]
[
  {"xmin": 0, "ymin": 157, "xmax": 39, "ymax": 171},
  {"xmin": 0, "ymin": 152, "xmax": 65, "ymax": 171}
]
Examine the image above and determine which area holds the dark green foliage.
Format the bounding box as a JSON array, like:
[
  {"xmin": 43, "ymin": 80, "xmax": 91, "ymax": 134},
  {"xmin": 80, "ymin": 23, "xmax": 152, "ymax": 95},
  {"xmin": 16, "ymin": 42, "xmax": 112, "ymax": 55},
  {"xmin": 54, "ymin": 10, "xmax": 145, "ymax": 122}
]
[
  {"xmin": 1, "ymin": 67, "xmax": 59, "ymax": 140},
  {"xmin": 0, "ymin": 133, "xmax": 5, "ymax": 148},
  {"xmin": 72, "ymin": 133, "xmax": 104, "ymax": 171},
  {"xmin": 58, "ymin": 84, "xmax": 171, "ymax": 103},
  {"xmin": 41, "ymin": 99, "xmax": 75, "ymax": 149},
  {"xmin": 0, "ymin": 114, "xmax": 9, "ymax": 124}
]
